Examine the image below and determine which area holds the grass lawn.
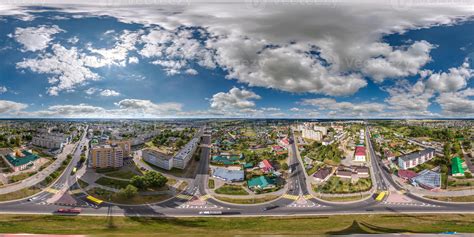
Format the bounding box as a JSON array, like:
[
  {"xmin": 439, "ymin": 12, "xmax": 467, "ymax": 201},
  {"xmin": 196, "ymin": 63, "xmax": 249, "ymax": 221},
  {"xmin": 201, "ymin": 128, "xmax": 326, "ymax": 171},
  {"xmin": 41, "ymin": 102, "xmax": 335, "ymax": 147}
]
[
  {"xmin": 8, "ymin": 172, "xmax": 37, "ymax": 183},
  {"xmin": 318, "ymin": 194, "xmax": 371, "ymax": 202},
  {"xmin": 424, "ymin": 195, "xmax": 474, "ymax": 202},
  {"xmin": 1, "ymin": 214, "xmax": 473, "ymax": 235},
  {"xmin": 177, "ymin": 181, "xmax": 188, "ymax": 191},
  {"xmin": 87, "ymin": 187, "xmax": 172, "ymax": 205},
  {"xmin": 77, "ymin": 179, "xmax": 89, "ymax": 189},
  {"xmin": 316, "ymin": 177, "xmax": 372, "ymax": 194},
  {"xmin": 214, "ymin": 184, "xmax": 249, "ymax": 195},
  {"xmin": 103, "ymin": 170, "xmax": 139, "ymax": 180},
  {"xmin": 214, "ymin": 195, "xmax": 278, "ymax": 204},
  {"xmin": 0, "ymin": 187, "xmax": 41, "ymax": 202},
  {"xmin": 208, "ymin": 179, "xmax": 215, "ymax": 189},
  {"xmin": 95, "ymin": 177, "xmax": 130, "ymax": 190}
]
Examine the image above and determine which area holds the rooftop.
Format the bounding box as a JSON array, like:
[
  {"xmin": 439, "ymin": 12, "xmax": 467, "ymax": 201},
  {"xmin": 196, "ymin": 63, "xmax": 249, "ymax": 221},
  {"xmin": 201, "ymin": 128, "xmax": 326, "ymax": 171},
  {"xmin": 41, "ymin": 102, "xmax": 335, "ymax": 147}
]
[
  {"xmin": 5, "ymin": 150, "xmax": 39, "ymax": 167},
  {"xmin": 398, "ymin": 148, "xmax": 435, "ymax": 162}
]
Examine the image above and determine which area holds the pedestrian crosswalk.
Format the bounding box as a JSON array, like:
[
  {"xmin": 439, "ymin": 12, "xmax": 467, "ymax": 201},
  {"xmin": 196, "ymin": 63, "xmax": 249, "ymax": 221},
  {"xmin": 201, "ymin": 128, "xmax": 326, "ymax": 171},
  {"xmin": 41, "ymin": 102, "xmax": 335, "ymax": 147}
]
[
  {"xmin": 382, "ymin": 201, "xmax": 439, "ymax": 207},
  {"xmin": 287, "ymin": 202, "xmax": 324, "ymax": 208},
  {"xmin": 176, "ymin": 194, "xmax": 193, "ymax": 200},
  {"xmin": 303, "ymin": 194, "xmax": 313, "ymax": 200},
  {"xmin": 45, "ymin": 188, "xmax": 59, "ymax": 194},
  {"xmin": 200, "ymin": 194, "xmax": 211, "ymax": 201},
  {"xmin": 282, "ymin": 194, "xmax": 299, "ymax": 200}
]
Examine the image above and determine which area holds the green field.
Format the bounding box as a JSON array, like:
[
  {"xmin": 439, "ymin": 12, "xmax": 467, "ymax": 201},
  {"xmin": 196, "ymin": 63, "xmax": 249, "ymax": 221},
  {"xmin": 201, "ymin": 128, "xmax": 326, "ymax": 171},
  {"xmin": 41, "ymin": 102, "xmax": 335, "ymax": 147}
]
[
  {"xmin": 95, "ymin": 177, "xmax": 130, "ymax": 190},
  {"xmin": 0, "ymin": 214, "xmax": 472, "ymax": 235},
  {"xmin": 214, "ymin": 195, "xmax": 278, "ymax": 204},
  {"xmin": 103, "ymin": 170, "xmax": 139, "ymax": 180},
  {"xmin": 214, "ymin": 184, "xmax": 249, "ymax": 195}
]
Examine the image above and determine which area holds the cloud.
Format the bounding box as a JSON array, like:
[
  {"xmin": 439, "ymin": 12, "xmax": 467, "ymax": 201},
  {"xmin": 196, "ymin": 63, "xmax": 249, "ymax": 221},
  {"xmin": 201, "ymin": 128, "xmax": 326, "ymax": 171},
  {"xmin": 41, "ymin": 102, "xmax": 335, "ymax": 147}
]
[
  {"xmin": 301, "ymin": 98, "xmax": 386, "ymax": 116},
  {"xmin": 210, "ymin": 87, "xmax": 261, "ymax": 113},
  {"xmin": 99, "ymin": 89, "xmax": 120, "ymax": 97},
  {"xmin": 436, "ymin": 88, "xmax": 474, "ymax": 116},
  {"xmin": 361, "ymin": 41, "xmax": 434, "ymax": 82},
  {"xmin": 0, "ymin": 100, "xmax": 28, "ymax": 114},
  {"xmin": 425, "ymin": 61, "xmax": 472, "ymax": 92},
  {"xmin": 0, "ymin": 86, "xmax": 7, "ymax": 94},
  {"xmin": 16, "ymin": 44, "xmax": 100, "ymax": 96},
  {"xmin": 13, "ymin": 25, "xmax": 63, "ymax": 52},
  {"xmin": 115, "ymin": 99, "xmax": 183, "ymax": 115},
  {"xmin": 384, "ymin": 79, "xmax": 435, "ymax": 116},
  {"xmin": 128, "ymin": 56, "xmax": 139, "ymax": 64}
]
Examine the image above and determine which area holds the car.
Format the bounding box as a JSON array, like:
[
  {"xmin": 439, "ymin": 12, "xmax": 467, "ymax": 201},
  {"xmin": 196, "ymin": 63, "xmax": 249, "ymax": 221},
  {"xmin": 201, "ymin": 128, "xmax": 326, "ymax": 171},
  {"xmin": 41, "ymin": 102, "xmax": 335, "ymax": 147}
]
[
  {"xmin": 263, "ymin": 205, "xmax": 279, "ymax": 211},
  {"xmin": 140, "ymin": 167, "xmax": 146, "ymax": 171}
]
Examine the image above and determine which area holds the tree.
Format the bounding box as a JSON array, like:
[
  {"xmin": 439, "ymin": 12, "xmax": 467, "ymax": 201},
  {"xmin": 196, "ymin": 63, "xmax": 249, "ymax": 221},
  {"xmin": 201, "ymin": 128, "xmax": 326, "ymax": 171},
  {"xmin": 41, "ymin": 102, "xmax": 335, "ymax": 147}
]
[
  {"xmin": 281, "ymin": 163, "xmax": 289, "ymax": 170},
  {"xmin": 144, "ymin": 171, "xmax": 168, "ymax": 188},
  {"xmin": 118, "ymin": 184, "xmax": 138, "ymax": 199},
  {"xmin": 130, "ymin": 175, "xmax": 146, "ymax": 190}
]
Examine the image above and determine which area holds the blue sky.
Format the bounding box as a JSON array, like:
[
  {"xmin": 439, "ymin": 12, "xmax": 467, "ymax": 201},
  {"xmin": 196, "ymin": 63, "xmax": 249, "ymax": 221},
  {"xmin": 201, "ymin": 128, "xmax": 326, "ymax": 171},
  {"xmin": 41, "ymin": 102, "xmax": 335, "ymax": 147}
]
[{"xmin": 0, "ymin": 1, "xmax": 473, "ymax": 118}]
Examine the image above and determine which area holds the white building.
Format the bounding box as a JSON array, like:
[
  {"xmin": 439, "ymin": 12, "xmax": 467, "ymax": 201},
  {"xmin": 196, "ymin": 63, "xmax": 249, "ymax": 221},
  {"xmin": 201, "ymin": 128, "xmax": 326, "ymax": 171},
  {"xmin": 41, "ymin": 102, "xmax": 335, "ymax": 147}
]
[
  {"xmin": 302, "ymin": 129, "xmax": 322, "ymax": 141},
  {"xmin": 142, "ymin": 148, "xmax": 173, "ymax": 170},
  {"xmin": 173, "ymin": 138, "xmax": 199, "ymax": 169},
  {"xmin": 32, "ymin": 133, "xmax": 70, "ymax": 149},
  {"xmin": 313, "ymin": 126, "xmax": 328, "ymax": 136},
  {"xmin": 398, "ymin": 148, "xmax": 435, "ymax": 170}
]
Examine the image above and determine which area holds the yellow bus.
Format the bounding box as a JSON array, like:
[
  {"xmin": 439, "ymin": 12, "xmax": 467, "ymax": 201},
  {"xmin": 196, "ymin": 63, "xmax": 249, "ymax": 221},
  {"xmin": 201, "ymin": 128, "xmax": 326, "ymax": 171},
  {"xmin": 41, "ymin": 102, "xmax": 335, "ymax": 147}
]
[
  {"xmin": 375, "ymin": 191, "xmax": 387, "ymax": 202},
  {"xmin": 72, "ymin": 167, "xmax": 77, "ymax": 174},
  {"xmin": 86, "ymin": 195, "xmax": 103, "ymax": 205}
]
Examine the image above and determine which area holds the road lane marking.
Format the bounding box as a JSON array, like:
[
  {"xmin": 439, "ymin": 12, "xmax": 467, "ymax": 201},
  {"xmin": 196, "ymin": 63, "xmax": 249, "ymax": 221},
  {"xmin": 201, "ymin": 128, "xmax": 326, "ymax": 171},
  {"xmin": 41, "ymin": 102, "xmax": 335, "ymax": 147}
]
[{"xmin": 282, "ymin": 194, "xmax": 299, "ymax": 200}]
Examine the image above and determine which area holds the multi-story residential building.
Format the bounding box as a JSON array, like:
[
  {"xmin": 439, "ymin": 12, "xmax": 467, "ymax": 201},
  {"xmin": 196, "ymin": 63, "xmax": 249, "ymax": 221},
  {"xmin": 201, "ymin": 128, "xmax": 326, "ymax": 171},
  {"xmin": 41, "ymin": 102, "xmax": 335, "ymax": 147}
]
[
  {"xmin": 142, "ymin": 148, "xmax": 174, "ymax": 170},
  {"xmin": 107, "ymin": 140, "xmax": 131, "ymax": 158},
  {"xmin": 32, "ymin": 133, "xmax": 70, "ymax": 149},
  {"xmin": 313, "ymin": 126, "xmax": 328, "ymax": 136},
  {"xmin": 397, "ymin": 148, "xmax": 435, "ymax": 170},
  {"xmin": 90, "ymin": 144, "xmax": 124, "ymax": 168},
  {"xmin": 302, "ymin": 128, "xmax": 322, "ymax": 141},
  {"xmin": 142, "ymin": 137, "xmax": 200, "ymax": 170},
  {"xmin": 173, "ymin": 138, "xmax": 199, "ymax": 169}
]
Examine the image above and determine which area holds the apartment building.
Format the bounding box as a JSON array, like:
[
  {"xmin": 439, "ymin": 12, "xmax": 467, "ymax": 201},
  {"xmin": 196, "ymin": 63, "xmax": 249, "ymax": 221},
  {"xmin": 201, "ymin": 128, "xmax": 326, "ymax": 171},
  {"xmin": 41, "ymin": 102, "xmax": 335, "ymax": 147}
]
[
  {"xmin": 107, "ymin": 140, "xmax": 131, "ymax": 158},
  {"xmin": 32, "ymin": 133, "xmax": 70, "ymax": 149},
  {"xmin": 142, "ymin": 148, "xmax": 174, "ymax": 170},
  {"xmin": 398, "ymin": 148, "xmax": 435, "ymax": 170},
  {"xmin": 142, "ymin": 137, "xmax": 200, "ymax": 170},
  {"xmin": 302, "ymin": 128, "xmax": 322, "ymax": 141},
  {"xmin": 90, "ymin": 144, "xmax": 124, "ymax": 168},
  {"xmin": 173, "ymin": 138, "xmax": 199, "ymax": 169}
]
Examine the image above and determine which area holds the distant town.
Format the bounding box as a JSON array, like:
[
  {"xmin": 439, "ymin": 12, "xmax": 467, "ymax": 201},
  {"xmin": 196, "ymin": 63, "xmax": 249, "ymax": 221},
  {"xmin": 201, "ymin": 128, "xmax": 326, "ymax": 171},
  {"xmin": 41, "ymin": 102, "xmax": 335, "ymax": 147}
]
[{"xmin": 0, "ymin": 119, "xmax": 472, "ymax": 220}]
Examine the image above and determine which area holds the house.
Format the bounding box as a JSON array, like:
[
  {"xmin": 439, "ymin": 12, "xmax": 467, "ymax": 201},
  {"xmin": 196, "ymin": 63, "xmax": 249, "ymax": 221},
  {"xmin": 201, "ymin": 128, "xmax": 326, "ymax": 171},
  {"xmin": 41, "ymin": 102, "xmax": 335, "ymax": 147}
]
[
  {"xmin": 335, "ymin": 169, "xmax": 353, "ymax": 179},
  {"xmin": 259, "ymin": 159, "xmax": 274, "ymax": 173},
  {"xmin": 272, "ymin": 145, "xmax": 285, "ymax": 152},
  {"xmin": 353, "ymin": 166, "xmax": 369, "ymax": 178},
  {"xmin": 411, "ymin": 169, "xmax": 441, "ymax": 190},
  {"xmin": 313, "ymin": 167, "xmax": 333, "ymax": 183},
  {"xmin": 384, "ymin": 150, "xmax": 395, "ymax": 160},
  {"xmin": 397, "ymin": 148, "xmax": 435, "ymax": 170},
  {"xmin": 212, "ymin": 167, "xmax": 245, "ymax": 182},
  {"xmin": 451, "ymin": 156, "xmax": 465, "ymax": 177},
  {"xmin": 3, "ymin": 150, "xmax": 40, "ymax": 172},
  {"xmin": 354, "ymin": 145, "xmax": 366, "ymax": 162},
  {"xmin": 397, "ymin": 169, "xmax": 417, "ymax": 181},
  {"xmin": 278, "ymin": 138, "xmax": 290, "ymax": 147},
  {"xmin": 247, "ymin": 176, "xmax": 276, "ymax": 191}
]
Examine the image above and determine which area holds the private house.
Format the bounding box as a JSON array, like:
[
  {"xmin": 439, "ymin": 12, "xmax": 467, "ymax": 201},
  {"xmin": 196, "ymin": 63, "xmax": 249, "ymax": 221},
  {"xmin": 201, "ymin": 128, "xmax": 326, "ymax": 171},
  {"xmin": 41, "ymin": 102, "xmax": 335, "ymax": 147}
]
[
  {"xmin": 397, "ymin": 148, "xmax": 435, "ymax": 170},
  {"xmin": 3, "ymin": 150, "xmax": 40, "ymax": 172},
  {"xmin": 212, "ymin": 167, "xmax": 245, "ymax": 182},
  {"xmin": 313, "ymin": 167, "xmax": 333, "ymax": 183},
  {"xmin": 259, "ymin": 159, "xmax": 274, "ymax": 173},
  {"xmin": 247, "ymin": 176, "xmax": 276, "ymax": 191},
  {"xmin": 451, "ymin": 156, "xmax": 465, "ymax": 177}
]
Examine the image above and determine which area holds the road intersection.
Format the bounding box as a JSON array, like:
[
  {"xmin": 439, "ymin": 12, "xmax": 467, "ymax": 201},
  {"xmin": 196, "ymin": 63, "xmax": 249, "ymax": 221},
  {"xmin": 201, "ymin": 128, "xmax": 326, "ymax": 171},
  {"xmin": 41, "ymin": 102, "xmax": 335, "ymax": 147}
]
[{"xmin": 0, "ymin": 126, "xmax": 473, "ymax": 217}]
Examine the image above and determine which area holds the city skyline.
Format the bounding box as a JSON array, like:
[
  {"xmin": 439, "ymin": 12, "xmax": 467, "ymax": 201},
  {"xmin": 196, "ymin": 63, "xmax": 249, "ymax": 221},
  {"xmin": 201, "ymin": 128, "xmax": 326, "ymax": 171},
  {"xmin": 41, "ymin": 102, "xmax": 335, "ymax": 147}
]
[{"xmin": 0, "ymin": 1, "xmax": 473, "ymax": 119}]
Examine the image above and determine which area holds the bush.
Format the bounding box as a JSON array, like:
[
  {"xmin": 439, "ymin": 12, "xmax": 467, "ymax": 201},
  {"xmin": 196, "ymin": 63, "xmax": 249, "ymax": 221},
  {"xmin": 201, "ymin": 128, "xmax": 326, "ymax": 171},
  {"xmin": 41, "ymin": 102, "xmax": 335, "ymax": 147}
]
[
  {"xmin": 465, "ymin": 172, "xmax": 473, "ymax": 179},
  {"xmin": 130, "ymin": 171, "xmax": 168, "ymax": 190},
  {"xmin": 117, "ymin": 185, "xmax": 138, "ymax": 199}
]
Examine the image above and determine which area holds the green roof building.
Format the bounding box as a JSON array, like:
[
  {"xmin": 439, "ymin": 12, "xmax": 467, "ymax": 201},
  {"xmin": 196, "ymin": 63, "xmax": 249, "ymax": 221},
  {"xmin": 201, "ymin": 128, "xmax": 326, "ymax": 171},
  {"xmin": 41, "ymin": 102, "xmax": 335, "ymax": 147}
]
[
  {"xmin": 451, "ymin": 156, "xmax": 465, "ymax": 177},
  {"xmin": 247, "ymin": 176, "xmax": 275, "ymax": 190},
  {"xmin": 4, "ymin": 150, "xmax": 39, "ymax": 172}
]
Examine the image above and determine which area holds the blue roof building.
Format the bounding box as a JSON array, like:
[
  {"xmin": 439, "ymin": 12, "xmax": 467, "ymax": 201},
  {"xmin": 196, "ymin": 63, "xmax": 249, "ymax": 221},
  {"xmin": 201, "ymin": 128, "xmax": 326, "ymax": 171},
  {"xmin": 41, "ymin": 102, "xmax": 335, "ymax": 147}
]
[{"xmin": 212, "ymin": 167, "xmax": 245, "ymax": 182}]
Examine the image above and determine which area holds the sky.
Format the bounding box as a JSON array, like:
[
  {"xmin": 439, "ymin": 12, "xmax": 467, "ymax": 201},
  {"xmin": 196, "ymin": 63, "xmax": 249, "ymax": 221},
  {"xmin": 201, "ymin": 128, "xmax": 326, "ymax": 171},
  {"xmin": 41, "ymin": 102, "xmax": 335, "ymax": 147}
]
[{"xmin": 0, "ymin": 0, "xmax": 473, "ymax": 119}]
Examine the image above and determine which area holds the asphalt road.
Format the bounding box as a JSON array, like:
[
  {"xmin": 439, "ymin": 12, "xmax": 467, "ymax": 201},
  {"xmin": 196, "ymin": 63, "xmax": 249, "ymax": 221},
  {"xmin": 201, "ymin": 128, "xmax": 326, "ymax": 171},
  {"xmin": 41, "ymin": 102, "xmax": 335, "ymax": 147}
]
[{"xmin": 0, "ymin": 125, "xmax": 473, "ymax": 217}]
